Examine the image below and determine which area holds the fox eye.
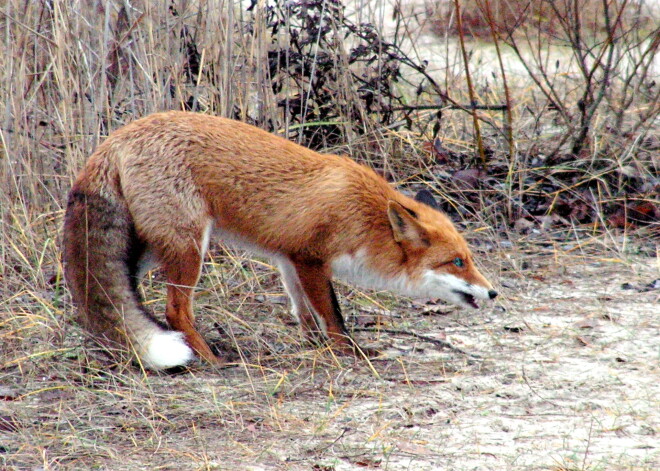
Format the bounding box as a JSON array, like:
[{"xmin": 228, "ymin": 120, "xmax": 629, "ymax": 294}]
[{"xmin": 453, "ymin": 257, "xmax": 464, "ymax": 268}]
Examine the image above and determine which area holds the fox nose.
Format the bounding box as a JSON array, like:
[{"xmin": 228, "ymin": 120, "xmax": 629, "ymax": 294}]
[{"xmin": 488, "ymin": 289, "xmax": 498, "ymax": 299}]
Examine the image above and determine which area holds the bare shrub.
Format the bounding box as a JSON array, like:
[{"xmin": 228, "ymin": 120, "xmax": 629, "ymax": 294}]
[{"xmin": 412, "ymin": 0, "xmax": 659, "ymax": 228}]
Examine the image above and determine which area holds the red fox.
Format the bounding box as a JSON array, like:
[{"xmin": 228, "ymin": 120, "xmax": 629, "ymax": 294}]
[{"xmin": 63, "ymin": 111, "xmax": 497, "ymax": 369}]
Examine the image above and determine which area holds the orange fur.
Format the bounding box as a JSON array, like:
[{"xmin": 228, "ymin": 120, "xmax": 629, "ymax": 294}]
[{"xmin": 63, "ymin": 111, "xmax": 496, "ymax": 369}]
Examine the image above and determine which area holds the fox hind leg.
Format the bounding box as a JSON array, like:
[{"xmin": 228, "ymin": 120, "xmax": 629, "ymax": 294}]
[
  {"xmin": 162, "ymin": 251, "xmax": 222, "ymax": 366},
  {"xmin": 143, "ymin": 218, "xmax": 221, "ymax": 366}
]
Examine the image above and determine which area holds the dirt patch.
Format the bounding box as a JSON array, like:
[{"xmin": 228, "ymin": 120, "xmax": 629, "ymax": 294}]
[{"xmin": 1, "ymin": 238, "xmax": 658, "ymax": 470}]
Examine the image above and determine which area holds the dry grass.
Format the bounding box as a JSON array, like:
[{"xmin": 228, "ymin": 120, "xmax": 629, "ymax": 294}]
[{"xmin": 1, "ymin": 1, "xmax": 658, "ymax": 470}]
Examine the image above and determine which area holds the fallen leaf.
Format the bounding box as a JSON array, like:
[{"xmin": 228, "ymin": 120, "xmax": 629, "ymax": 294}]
[
  {"xmin": 0, "ymin": 387, "xmax": 19, "ymax": 401},
  {"xmin": 453, "ymin": 168, "xmax": 486, "ymax": 189},
  {"xmin": 642, "ymin": 279, "xmax": 660, "ymax": 291},
  {"xmin": 576, "ymin": 336, "xmax": 591, "ymax": 346},
  {"xmin": 354, "ymin": 457, "xmax": 381, "ymax": 468},
  {"xmin": 504, "ymin": 325, "xmax": 524, "ymax": 333},
  {"xmin": 574, "ymin": 318, "xmax": 599, "ymax": 329}
]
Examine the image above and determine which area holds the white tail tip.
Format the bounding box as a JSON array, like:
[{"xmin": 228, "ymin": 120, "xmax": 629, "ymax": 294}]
[{"xmin": 141, "ymin": 331, "xmax": 194, "ymax": 370}]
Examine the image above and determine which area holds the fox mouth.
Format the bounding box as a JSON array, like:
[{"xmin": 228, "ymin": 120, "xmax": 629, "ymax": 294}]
[{"xmin": 454, "ymin": 290, "xmax": 479, "ymax": 309}]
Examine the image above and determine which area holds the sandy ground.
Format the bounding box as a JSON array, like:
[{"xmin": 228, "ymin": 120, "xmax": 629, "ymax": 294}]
[{"xmin": 1, "ymin": 236, "xmax": 658, "ymax": 471}]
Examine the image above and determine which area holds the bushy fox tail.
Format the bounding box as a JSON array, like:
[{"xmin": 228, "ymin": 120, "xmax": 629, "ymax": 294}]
[{"xmin": 63, "ymin": 186, "xmax": 194, "ymax": 369}]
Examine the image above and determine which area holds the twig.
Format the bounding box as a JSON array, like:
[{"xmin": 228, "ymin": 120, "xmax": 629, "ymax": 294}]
[
  {"xmin": 390, "ymin": 104, "xmax": 508, "ymax": 112},
  {"xmin": 353, "ymin": 327, "xmax": 482, "ymax": 359},
  {"xmin": 453, "ymin": 0, "xmax": 487, "ymax": 166},
  {"xmin": 521, "ymin": 361, "xmax": 561, "ymax": 408},
  {"xmin": 481, "ymin": 0, "xmax": 516, "ymax": 219}
]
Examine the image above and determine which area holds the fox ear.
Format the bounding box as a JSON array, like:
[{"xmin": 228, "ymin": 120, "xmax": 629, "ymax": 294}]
[{"xmin": 387, "ymin": 201, "xmax": 430, "ymax": 249}]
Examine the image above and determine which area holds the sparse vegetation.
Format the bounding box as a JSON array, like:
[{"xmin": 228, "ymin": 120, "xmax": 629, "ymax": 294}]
[{"xmin": 1, "ymin": 0, "xmax": 658, "ymax": 470}]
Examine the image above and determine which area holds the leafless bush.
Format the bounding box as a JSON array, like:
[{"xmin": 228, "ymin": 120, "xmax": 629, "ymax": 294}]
[{"xmin": 418, "ymin": 0, "xmax": 659, "ymax": 228}]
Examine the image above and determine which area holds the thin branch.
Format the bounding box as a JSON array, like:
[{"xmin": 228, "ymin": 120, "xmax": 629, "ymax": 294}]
[
  {"xmin": 390, "ymin": 104, "xmax": 508, "ymax": 112},
  {"xmin": 353, "ymin": 327, "xmax": 483, "ymax": 359},
  {"xmin": 453, "ymin": 0, "xmax": 487, "ymax": 166}
]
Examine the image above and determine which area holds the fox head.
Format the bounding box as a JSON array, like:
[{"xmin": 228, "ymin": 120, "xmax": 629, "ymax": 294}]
[{"xmin": 386, "ymin": 190, "xmax": 497, "ymax": 309}]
